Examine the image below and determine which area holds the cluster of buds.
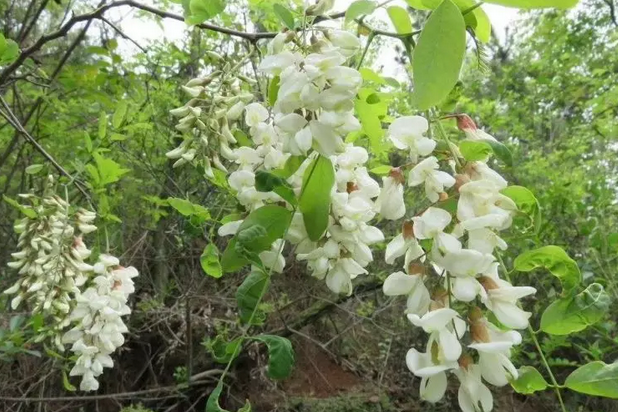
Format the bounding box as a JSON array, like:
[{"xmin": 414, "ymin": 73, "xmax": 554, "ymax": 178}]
[
  {"xmin": 62, "ymin": 254, "xmax": 138, "ymax": 391},
  {"xmin": 166, "ymin": 51, "xmax": 257, "ymax": 177},
  {"xmin": 3, "ymin": 178, "xmax": 96, "ymax": 349}
]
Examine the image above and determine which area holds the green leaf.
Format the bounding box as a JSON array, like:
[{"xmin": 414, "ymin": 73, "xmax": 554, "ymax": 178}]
[
  {"xmin": 201, "ymin": 243, "xmax": 222, "ymax": 278},
  {"xmin": 3, "ymin": 195, "xmax": 37, "ymax": 218},
  {"xmin": 510, "ymin": 366, "xmax": 549, "ymax": 394},
  {"xmin": 279, "ymin": 155, "xmax": 305, "ymax": 178},
  {"xmin": 221, "ymin": 205, "xmax": 292, "ymax": 272},
  {"xmin": 9, "ymin": 315, "xmax": 24, "ymax": 332},
  {"xmin": 0, "ymin": 34, "xmax": 20, "ymax": 65},
  {"xmin": 98, "ymin": 112, "xmax": 107, "ymax": 139},
  {"xmin": 484, "ymin": 0, "xmax": 578, "ymax": 8},
  {"xmin": 565, "ymin": 361, "xmax": 618, "ymax": 399},
  {"xmin": 206, "ymin": 335, "xmax": 242, "ymax": 363},
  {"xmin": 501, "ymin": 185, "xmax": 541, "ymax": 229},
  {"xmin": 540, "ymin": 283, "xmax": 610, "ymax": 335},
  {"xmin": 483, "ymin": 139, "xmax": 512, "ymax": 166},
  {"xmin": 62, "ymin": 370, "xmax": 77, "ymax": 392},
  {"xmin": 112, "ymin": 101, "xmax": 128, "ymax": 129},
  {"xmin": 84, "ymin": 132, "xmax": 93, "ymax": 153},
  {"xmin": 299, "ymin": 155, "xmax": 334, "ymax": 241},
  {"xmin": 273, "ymin": 4, "xmax": 295, "ymax": 30},
  {"xmin": 387, "ymin": 6, "xmax": 413, "ymax": 34},
  {"xmin": 167, "ymin": 197, "xmax": 211, "ymax": 222},
  {"xmin": 91, "ymin": 152, "xmax": 130, "ymax": 187},
  {"xmin": 236, "ymin": 270, "xmax": 270, "ymax": 324},
  {"xmin": 268, "ymin": 76, "xmax": 280, "ymax": 107},
  {"xmin": 459, "ymin": 140, "xmax": 492, "ymax": 161},
  {"xmin": 514, "ymin": 245, "xmax": 581, "ymax": 292},
  {"xmin": 412, "ymin": 0, "xmax": 466, "ymax": 109},
  {"xmin": 25, "ymin": 164, "xmax": 44, "ymax": 174},
  {"xmin": 253, "ymin": 335, "xmax": 295, "ymax": 379},
  {"xmin": 255, "ymin": 171, "xmax": 297, "ymax": 205},
  {"xmin": 346, "ymin": 0, "xmax": 376, "ymax": 22},
  {"xmin": 187, "ymin": 0, "xmax": 225, "ymax": 25},
  {"xmin": 369, "ymin": 165, "xmax": 392, "ymax": 175},
  {"xmin": 206, "ymin": 382, "xmax": 230, "ymax": 412}
]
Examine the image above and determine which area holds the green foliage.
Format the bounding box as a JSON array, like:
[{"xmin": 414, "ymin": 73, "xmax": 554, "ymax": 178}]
[
  {"xmin": 484, "ymin": 0, "xmax": 579, "ymax": 8},
  {"xmin": 187, "ymin": 0, "xmax": 225, "ymax": 25},
  {"xmin": 167, "ymin": 197, "xmax": 211, "ymax": 222},
  {"xmin": 346, "ymin": 0, "xmax": 377, "ymax": 22},
  {"xmin": 514, "ymin": 245, "xmax": 581, "ymax": 293},
  {"xmin": 565, "ymin": 361, "xmax": 618, "ymax": 399},
  {"xmin": 206, "ymin": 382, "xmax": 251, "ymax": 412},
  {"xmin": 201, "ymin": 243, "xmax": 223, "ymax": 278},
  {"xmin": 459, "ymin": 140, "xmax": 492, "ymax": 161},
  {"xmin": 299, "ymin": 155, "xmax": 335, "ymax": 241},
  {"xmin": 0, "ymin": 34, "xmax": 19, "ymax": 65},
  {"xmin": 510, "ymin": 366, "xmax": 549, "ymax": 394},
  {"xmin": 540, "ymin": 283, "xmax": 610, "ymax": 335},
  {"xmin": 221, "ymin": 205, "xmax": 292, "ymax": 272},
  {"xmin": 386, "ymin": 6, "xmax": 413, "ymax": 34},
  {"xmin": 236, "ymin": 270, "xmax": 270, "ymax": 324},
  {"xmin": 412, "ymin": 0, "xmax": 466, "ymax": 109},
  {"xmin": 252, "ymin": 334, "xmax": 295, "ymax": 379},
  {"xmin": 255, "ymin": 171, "xmax": 297, "ymax": 205},
  {"xmin": 501, "ymin": 185, "xmax": 541, "ymax": 229},
  {"xmin": 273, "ymin": 4, "xmax": 295, "ymax": 30}
]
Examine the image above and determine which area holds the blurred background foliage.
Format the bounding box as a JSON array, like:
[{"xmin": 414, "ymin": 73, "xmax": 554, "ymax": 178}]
[{"xmin": 0, "ymin": 0, "xmax": 616, "ymax": 411}]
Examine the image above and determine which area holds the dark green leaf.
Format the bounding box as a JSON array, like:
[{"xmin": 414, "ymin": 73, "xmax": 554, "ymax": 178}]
[
  {"xmin": 25, "ymin": 164, "xmax": 44, "ymax": 174},
  {"xmin": 412, "ymin": 0, "xmax": 466, "ymax": 109},
  {"xmin": 255, "ymin": 171, "xmax": 297, "ymax": 205},
  {"xmin": 253, "ymin": 334, "xmax": 295, "ymax": 379},
  {"xmin": 299, "ymin": 155, "xmax": 334, "ymax": 241},
  {"xmin": 514, "ymin": 245, "xmax": 581, "ymax": 292},
  {"xmin": 540, "ymin": 283, "xmax": 610, "ymax": 335},
  {"xmin": 62, "ymin": 370, "xmax": 77, "ymax": 392},
  {"xmin": 3, "ymin": 195, "xmax": 37, "ymax": 218},
  {"xmin": 483, "ymin": 139, "xmax": 513, "ymax": 166},
  {"xmin": 221, "ymin": 205, "xmax": 292, "ymax": 272},
  {"xmin": 236, "ymin": 270, "xmax": 270, "ymax": 324},
  {"xmin": 565, "ymin": 361, "xmax": 618, "ymax": 399},
  {"xmin": 206, "ymin": 382, "xmax": 230, "ymax": 412}
]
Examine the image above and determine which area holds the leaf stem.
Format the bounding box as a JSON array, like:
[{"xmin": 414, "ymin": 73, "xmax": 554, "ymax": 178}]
[
  {"xmin": 433, "ymin": 115, "xmax": 462, "ymax": 168},
  {"xmin": 356, "ymin": 32, "xmax": 376, "ymax": 69},
  {"xmin": 528, "ymin": 326, "xmax": 568, "ymax": 412}
]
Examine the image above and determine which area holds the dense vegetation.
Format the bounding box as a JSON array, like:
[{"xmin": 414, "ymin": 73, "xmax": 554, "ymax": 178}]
[{"xmin": 0, "ymin": 0, "xmax": 617, "ymax": 411}]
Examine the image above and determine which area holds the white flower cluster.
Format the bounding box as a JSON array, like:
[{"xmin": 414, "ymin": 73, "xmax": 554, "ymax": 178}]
[
  {"xmin": 3, "ymin": 183, "xmax": 96, "ymax": 350},
  {"xmin": 62, "ymin": 255, "xmax": 138, "ymax": 391},
  {"xmin": 212, "ymin": 25, "xmax": 385, "ymax": 293},
  {"xmin": 380, "ymin": 116, "xmax": 536, "ymax": 411},
  {"xmin": 3, "ymin": 178, "xmax": 138, "ymax": 391}
]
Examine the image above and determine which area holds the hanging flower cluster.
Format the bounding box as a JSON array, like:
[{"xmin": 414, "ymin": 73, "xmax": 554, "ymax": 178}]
[
  {"xmin": 3, "ymin": 177, "xmax": 138, "ymax": 391},
  {"xmin": 3, "ymin": 177, "xmax": 96, "ymax": 350},
  {"xmin": 212, "ymin": 27, "xmax": 385, "ymax": 294},
  {"xmin": 62, "ymin": 255, "xmax": 138, "ymax": 391},
  {"xmin": 381, "ymin": 116, "xmax": 536, "ymax": 411},
  {"xmin": 166, "ymin": 51, "xmax": 257, "ymax": 177}
]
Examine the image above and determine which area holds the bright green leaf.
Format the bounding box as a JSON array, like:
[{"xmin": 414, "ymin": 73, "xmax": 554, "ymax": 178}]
[
  {"xmin": 273, "ymin": 4, "xmax": 295, "ymax": 30},
  {"xmin": 3, "ymin": 195, "xmax": 37, "ymax": 218},
  {"xmin": 540, "ymin": 283, "xmax": 610, "ymax": 335},
  {"xmin": 370, "ymin": 165, "xmax": 392, "ymax": 175},
  {"xmin": 268, "ymin": 76, "xmax": 280, "ymax": 107},
  {"xmin": 412, "ymin": 0, "xmax": 466, "ymax": 109},
  {"xmin": 25, "ymin": 164, "xmax": 44, "ymax": 174},
  {"xmin": 112, "ymin": 101, "xmax": 128, "ymax": 129},
  {"xmin": 187, "ymin": 0, "xmax": 225, "ymax": 25},
  {"xmin": 206, "ymin": 382, "xmax": 230, "ymax": 412},
  {"xmin": 167, "ymin": 197, "xmax": 211, "ymax": 221},
  {"xmin": 299, "ymin": 155, "xmax": 335, "ymax": 241},
  {"xmin": 565, "ymin": 361, "xmax": 618, "ymax": 399},
  {"xmin": 201, "ymin": 243, "xmax": 222, "ymax": 278},
  {"xmin": 501, "ymin": 185, "xmax": 541, "ymax": 229},
  {"xmin": 484, "ymin": 0, "xmax": 578, "ymax": 9},
  {"xmin": 0, "ymin": 34, "xmax": 20, "ymax": 65},
  {"xmin": 387, "ymin": 6, "xmax": 413, "ymax": 34},
  {"xmin": 253, "ymin": 334, "xmax": 295, "ymax": 379},
  {"xmin": 514, "ymin": 245, "xmax": 581, "ymax": 292},
  {"xmin": 459, "ymin": 140, "xmax": 492, "ymax": 161},
  {"xmin": 346, "ymin": 0, "xmax": 376, "ymax": 22},
  {"xmin": 62, "ymin": 370, "xmax": 77, "ymax": 392},
  {"xmin": 98, "ymin": 112, "xmax": 107, "ymax": 139},
  {"xmin": 510, "ymin": 366, "xmax": 549, "ymax": 394}
]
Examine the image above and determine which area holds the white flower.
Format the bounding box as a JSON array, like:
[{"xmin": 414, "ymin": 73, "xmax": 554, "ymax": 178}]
[
  {"xmin": 383, "ymin": 271, "xmax": 430, "ymax": 315},
  {"xmin": 218, "ymin": 220, "xmax": 243, "ymax": 237},
  {"xmin": 407, "ymin": 308, "xmax": 462, "ymax": 361},
  {"xmin": 457, "ymin": 180, "xmax": 516, "ymax": 228},
  {"xmin": 408, "ymin": 157, "xmax": 456, "ymax": 202},
  {"xmin": 376, "ymin": 173, "xmax": 405, "ymax": 220},
  {"xmin": 258, "ymin": 51, "xmax": 301, "ymax": 75},
  {"xmin": 244, "ymin": 103, "xmax": 269, "ymax": 128},
  {"xmin": 455, "ymin": 364, "xmax": 494, "ymax": 412},
  {"xmin": 406, "ymin": 348, "xmax": 457, "ymax": 403},
  {"xmin": 412, "ymin": 207, "xmax": 461, "ymax": 253},
  {"xmin": 326, "ymin": 30, "xmax": 361, "ymax": 57},
  {"xmin": 309, "ymin": 120, "xmax": 344, "ymax": 156},
  {"xmin": 325, "ymin": 257, "xmax": 367, "ymax": 295},
  {"xmin": 325, "ymin": 66, "xmax": 362, "ymax": 91},
  {"xmin": 480, "ymin": 264, "xmax": 536, "ymax": 329},
  {"xmin": 258, "ymin": 240, "xmax": 286, "ymax": 273},
  {"xmin": 384, "ymin": 233, "xmax": 425, "ymax": 268},
  {"xmin": 388, "ymin": 116, "xmax": 436, "ymax": 162},
  {"xmin": 228, "ymin": 170, "xmax": 255, "ymax": 192}
]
